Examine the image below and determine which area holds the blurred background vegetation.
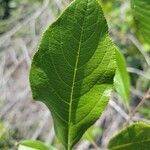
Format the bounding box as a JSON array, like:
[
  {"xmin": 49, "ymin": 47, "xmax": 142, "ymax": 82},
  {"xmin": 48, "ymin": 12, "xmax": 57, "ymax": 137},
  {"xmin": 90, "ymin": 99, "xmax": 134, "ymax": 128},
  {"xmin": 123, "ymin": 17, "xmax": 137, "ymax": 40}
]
[{"xmin": 0, "ymin": 0, "xmax": 149, "ymax": 149}]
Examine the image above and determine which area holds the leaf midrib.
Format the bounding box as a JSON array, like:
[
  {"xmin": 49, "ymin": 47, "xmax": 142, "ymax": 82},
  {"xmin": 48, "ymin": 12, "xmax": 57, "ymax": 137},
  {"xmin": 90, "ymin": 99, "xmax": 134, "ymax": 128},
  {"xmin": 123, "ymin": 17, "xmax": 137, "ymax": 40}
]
[{"xmin": 68, "ymin": 0, "xmax": 89, "ymax": 148}]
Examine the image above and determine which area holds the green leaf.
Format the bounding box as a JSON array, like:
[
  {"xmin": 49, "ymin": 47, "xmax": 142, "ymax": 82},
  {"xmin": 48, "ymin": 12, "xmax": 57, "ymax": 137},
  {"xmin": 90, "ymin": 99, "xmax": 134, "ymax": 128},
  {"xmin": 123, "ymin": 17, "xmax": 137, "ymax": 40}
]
[
  {"xmin": 29, "ymin": 0, "xmax": 116, "ymax": 149},
  {"xmin": 114, "ymin": 49, "xmax": 130, "ymax": 104},
  {"xmin": 18, "ymin": 140, "xmax": 55, "ymax": 150},
  {"xmin": 131, "ymin": 0, "xmax": 150, "ymax": 44},
  {"xmin": 108, "ymin": 122, "xmax": 150, "ymax": 150}
]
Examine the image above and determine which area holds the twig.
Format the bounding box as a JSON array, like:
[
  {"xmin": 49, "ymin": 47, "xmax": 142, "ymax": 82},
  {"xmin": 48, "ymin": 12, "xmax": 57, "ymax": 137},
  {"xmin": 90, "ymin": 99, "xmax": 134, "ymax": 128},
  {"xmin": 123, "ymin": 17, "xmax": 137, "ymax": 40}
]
[
  {"xmin": 130, "ymin": 89, "xmax": 150, "ymax": 118},
  {"xmin": 127, "ymin": 67, "xmax": 150, "ymax": 80},
  {"xmin": 109, "ymin": 100, "xmax": 129, "ymax": 120},
  {"xmin": 109, "ymin": 100, "xmax": 150, "ymax": 124},
  {"xmin": 125, "ymin": 88, "xmax": 150, "ymax": 125},
  {"xmin": 132, "ymin": 117, "xmax": 150, "ymax": 124}
]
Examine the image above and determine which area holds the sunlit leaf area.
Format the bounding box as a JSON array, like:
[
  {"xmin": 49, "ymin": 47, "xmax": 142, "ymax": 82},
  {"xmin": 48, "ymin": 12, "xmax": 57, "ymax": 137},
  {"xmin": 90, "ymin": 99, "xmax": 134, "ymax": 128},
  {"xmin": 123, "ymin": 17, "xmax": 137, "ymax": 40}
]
[{"xmin": 0, "ymin": 0, "xmax": 149, "ymax": 150}]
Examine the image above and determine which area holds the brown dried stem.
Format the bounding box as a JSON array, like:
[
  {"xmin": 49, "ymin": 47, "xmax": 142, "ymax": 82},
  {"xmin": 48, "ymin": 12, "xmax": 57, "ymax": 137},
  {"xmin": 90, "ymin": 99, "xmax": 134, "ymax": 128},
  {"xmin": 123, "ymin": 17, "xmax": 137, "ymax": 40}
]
[{"xmin": 126, "ymin": 88, "xmax": 150, "ymax": 126}]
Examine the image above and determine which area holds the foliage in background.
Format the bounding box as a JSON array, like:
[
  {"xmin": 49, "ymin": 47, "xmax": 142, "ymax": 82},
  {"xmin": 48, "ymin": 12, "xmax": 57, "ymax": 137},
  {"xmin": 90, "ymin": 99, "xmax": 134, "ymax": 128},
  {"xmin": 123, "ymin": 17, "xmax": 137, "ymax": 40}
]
[
  {"xmin": 108, "ymin": 122, "xmax": 150, "ymax": 150},
  {"xmin": 131, "ymin": 0, "xmax": 150, "ymax": 45},
  {"xmin": 0, "ymin": 121, "xmax": 14, "ymax": 149},
  {"xmin": 114, "ymin": 49, "xmax": 130, "ymax": 104}
]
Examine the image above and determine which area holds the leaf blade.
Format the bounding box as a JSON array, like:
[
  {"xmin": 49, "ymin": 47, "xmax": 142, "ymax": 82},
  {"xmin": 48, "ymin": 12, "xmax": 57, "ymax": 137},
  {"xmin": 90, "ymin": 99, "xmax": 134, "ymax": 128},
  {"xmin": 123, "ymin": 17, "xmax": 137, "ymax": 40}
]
[
  {"xmin": 108, "ymin": 122, "xmax": 150, "ymax": 150},
  {"xmin": 29, "ymin": 0, "xmax": 116, "ymax": 149},
  {"xmin": 131, "ymin": 0, "xmax": 150, "ymax": 44},
  {"xmin": 114, "ymin": 49, "xmax": 130, "ymax": 103},
  {"xmin": 18, "ymin": 140, "xmax": 55, "ymax": 150}
]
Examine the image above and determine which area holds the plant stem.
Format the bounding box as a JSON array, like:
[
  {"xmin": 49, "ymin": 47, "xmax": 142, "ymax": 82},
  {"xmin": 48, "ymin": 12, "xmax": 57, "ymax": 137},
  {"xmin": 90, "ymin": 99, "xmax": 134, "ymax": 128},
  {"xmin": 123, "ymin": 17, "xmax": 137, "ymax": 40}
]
[{"xmin": 125, "ymin": 88, "xmax": 150, "ymax": 126}]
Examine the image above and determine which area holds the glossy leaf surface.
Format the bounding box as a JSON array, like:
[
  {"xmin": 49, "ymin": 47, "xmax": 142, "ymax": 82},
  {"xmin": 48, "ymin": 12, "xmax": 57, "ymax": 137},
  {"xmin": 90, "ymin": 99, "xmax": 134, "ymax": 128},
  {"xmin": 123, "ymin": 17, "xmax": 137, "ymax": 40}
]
[
  {"xmin": 29, "ymin": 0, "xmax": 116, "ymax": 149},
  {"xmin": 108, "ymin": 122, "xmax": 150, "ymax": 150}
]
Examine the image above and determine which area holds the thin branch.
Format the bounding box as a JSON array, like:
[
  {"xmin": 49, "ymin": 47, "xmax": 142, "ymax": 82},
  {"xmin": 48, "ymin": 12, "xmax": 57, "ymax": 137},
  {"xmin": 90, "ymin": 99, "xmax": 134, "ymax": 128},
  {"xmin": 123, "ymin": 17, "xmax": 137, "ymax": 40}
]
[
  {"xmin": 109, "ymin": 100, "xmax": 129, "ymax": 120},
  {"xmin": 125, "ymin": 88, "xmax": 150, "ymax": 125},
  {"xmin": 130, "ymin": 88, "xmax": 150, "ymax": 119},
  {"xmin": 127, "ymin": 67, "xmax": 150, "ymax": 80},
  {"xmin": 109, "ymin": 100, "xmax": 150, "ymax": 124}
]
